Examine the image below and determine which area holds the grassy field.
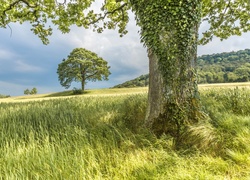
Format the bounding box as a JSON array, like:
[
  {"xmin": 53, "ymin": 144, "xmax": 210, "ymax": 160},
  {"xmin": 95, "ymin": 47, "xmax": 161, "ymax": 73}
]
[
  {"xmin": 0, "ymin": 84, "xmax": 250, "ymax": 179},
  {"xmin": 199, "ymin": 82, "xmax": 250, "ymax": 89},
  {"xmin": 0, "ymin": 87, "xmax": 148, "ymax": 103},
  {"xmin": 1, "ymin": 82, "xmax": 250, "ymax": 103}
]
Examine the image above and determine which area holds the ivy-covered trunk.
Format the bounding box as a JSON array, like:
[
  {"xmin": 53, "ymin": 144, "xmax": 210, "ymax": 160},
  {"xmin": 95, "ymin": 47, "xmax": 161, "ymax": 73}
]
[
  {"xmin": 131, "ymin": 0, "xmax": 203, "ymax": 144},
  {"xmin": 145, "ymin": 40, "xmax": 201, "ymax": 142}
]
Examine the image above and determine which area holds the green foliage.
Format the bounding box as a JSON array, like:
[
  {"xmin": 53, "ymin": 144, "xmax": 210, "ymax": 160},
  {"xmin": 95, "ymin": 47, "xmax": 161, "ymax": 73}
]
[
  {"xmin": 72, "ymin": 87, "xmax": 84, "ymax": 95},
  {"xmin": 0, "ymin": 90, "xmax": 250, "ymax": 178},
  {"xmin": 24, "ymin": 88, "xmax": 30, "ymax": 95},
  {"xmin": 1, "ymin": 0, "xmax": 250, "ymax": 45},
  {"xmin": 0, "ymin": 0, "xmax": 130, "ymax": 44},
  {"xmin": 57, "ymin": 48, "xmax": 111, "ymax": 91},
  {"xmin": 30, "ymin": 87, "xmax": 38, "ymax": 95},
  {"xmin": 113, "ymin": 74, "xmax": 149, "ymax": 88},
  {"xmin": 198, "ymin": 49, "xmax": 250, "ymax": 83},
  {"xmin": 201, "ymin": 0, "xmax": 250, "ymax": 44},
  {"xmin": 131, "ymin": 0, "xmax": 201, "ymax": 84},
  {"xmin": 24, "ymin": 88, "xmax": 37, "ymax": 95}
]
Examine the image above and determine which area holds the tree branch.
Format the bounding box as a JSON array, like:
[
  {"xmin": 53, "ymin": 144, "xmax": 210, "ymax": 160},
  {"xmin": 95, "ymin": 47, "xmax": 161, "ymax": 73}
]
[
  {"xmin": 1, "ymin": 0, "xmax": 37, "ymax": 27},
  {"xmin": 87, "ymin": 3, "xmax": 128, "ymax": 25},
  {"xmin": 85, "ymin": 71, "xmax": 99, "ymax": 79},
  {"xmin": 3, "ymin": 0, "xmax": 36, "ymax": 16},
  {"xmin": 55, "ymin": 0, "xmax": 67, "ymax": 6}
]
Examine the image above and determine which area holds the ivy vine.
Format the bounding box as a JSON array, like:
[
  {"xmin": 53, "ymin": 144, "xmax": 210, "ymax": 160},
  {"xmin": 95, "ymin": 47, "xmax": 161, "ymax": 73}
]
[{"xmin": 131, "ymin": 0, "xmax": 203, "ymax": 138}]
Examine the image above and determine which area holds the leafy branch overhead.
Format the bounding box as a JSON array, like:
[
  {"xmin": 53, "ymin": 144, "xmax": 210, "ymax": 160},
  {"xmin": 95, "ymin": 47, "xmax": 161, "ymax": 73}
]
[
  {"xmin": 57, "ymin": 48, "xmax": 111, "ymax": 91},
  {"xmin": 0, "ymin": 0, "xmax": 130, "ymax": 44},
  {"xmin": 201, "ymin": 0, "xmax": 250, "ymax": 44},
  {"xmin": 1, "ymin": 0, "xmax": 249, "ymax": 45}
]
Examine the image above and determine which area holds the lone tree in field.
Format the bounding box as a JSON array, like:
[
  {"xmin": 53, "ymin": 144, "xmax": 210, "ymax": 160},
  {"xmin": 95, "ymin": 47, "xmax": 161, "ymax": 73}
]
[
  {"xmin": 1, "ymin": 0, "xmax": 250, "ymax": 145},
  {"xmin": 57, "ymin": 48, "xmax": 111, "ymax": 91}
]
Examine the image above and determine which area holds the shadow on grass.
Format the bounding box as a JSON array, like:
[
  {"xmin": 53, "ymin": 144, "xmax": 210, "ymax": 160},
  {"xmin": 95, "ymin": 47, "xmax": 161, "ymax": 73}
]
[{"xmin": 45, "ymin": 90, "xmax": 90, "ymax": 97}]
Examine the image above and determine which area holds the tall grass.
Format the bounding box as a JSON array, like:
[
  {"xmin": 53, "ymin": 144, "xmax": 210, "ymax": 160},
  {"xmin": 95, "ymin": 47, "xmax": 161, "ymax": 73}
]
[{"xmin": 0, "ymin": 90, "xmax": 250, "ymax": 179}]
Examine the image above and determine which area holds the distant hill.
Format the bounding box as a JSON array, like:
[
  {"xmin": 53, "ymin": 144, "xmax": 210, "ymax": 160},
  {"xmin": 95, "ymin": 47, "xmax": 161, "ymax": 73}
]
[
  {"xmin": 113, "ymin": 74, "xmax": 149, "ymax": 88},
  {"xmin": 112, "ymin": 49, "xmax": 250, "ymax": 88}
]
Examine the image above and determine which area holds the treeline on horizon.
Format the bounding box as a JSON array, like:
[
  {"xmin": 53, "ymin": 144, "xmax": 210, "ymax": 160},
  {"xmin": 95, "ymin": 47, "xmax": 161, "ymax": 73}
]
[{"xmin": 113, "ymin": 49, "xmax": 250, "ymax": 88}]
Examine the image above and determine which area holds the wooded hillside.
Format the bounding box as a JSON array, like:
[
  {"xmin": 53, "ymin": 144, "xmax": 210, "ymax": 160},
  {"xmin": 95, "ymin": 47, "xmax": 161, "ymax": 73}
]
[{"xmin": 113, "ymin": 49, "xmax": 250, "ymax": 88}]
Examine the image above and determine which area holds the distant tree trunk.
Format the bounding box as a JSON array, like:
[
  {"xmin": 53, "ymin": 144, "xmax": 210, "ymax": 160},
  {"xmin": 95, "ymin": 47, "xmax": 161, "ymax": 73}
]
[
  {"xmin": 81, "ymin": 80, "xmax": 85, "ymax": 91},
  {"xmin": 81, "ymin": 72, "xmax": 85, "ymax": 91}
]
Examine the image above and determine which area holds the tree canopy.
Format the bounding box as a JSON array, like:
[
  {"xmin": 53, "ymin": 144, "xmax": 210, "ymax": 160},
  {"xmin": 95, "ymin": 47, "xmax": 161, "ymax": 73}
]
[
  {"xmin": 57, "ymin": 48, "xmax": 111, "ymax": 91},
  {"xmin": 24, "ymin": 88, "xmax": 30, "ymax": 95},
  {"xmin": 1, "ymin": 1, "xmax": 249, "ymax": 44}
]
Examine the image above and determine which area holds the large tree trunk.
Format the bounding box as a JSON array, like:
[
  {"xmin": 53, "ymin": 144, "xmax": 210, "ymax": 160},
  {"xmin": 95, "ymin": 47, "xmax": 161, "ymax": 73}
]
[
  {"xmin": 145, "ymin": 21, "xmax": 202, "ymax": 145},
  {"xmin": 145, "ymin": 44, "xmax": 201, "ymax": 142},
  {"xmin": 131, "ymin": 0, "xmax": 203, "ymax": 145},
  {"xmin": 145, "ymin": 22, "xmax": 204, "ymax": 146}
]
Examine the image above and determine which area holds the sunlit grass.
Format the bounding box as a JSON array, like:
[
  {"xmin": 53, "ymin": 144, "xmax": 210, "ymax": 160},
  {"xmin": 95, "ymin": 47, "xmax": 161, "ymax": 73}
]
[
  {"xmin": 0, "ymin": 87, "xmax": 250, "ymax": 179},
  {"xmin": 0, "ymin": 87, "xmax": 148, "ymax": 103},
  {"xmin": 199, "ymin": 82, "xmax": 250, "ymax": 89}
]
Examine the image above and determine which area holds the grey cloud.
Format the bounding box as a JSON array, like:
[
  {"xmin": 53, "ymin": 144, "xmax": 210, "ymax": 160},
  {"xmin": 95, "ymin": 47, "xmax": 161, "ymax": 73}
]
[
  {"xmin": 0, "ymin": 80, "xmax": 28, "ymax": 96},
  {"xmin": 14, "ymin": 60, "xmax": 44, "ymax": 73}
]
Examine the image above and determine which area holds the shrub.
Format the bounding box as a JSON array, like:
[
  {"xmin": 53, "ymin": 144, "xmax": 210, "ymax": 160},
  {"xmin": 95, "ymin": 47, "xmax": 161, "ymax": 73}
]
[
  {"xmin": 72, "ymin": 87, "xmax": 84, "ymax": 95},
  {"xmin": 0, "ymin": 94, "xmax": 10, "ymax": 98}
]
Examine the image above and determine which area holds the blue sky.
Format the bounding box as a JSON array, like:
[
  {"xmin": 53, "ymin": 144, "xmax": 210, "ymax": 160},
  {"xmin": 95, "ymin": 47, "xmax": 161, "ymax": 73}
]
[{"xmin": 0, "ymin": 15, "xmax": 250, "ymax": 96}]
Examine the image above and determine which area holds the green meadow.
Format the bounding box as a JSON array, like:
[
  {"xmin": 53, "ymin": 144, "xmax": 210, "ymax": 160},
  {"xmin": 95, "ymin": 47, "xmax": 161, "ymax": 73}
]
[{"xmin": 0, "ymin": 86, "xmax": 250, "ymax": 179}]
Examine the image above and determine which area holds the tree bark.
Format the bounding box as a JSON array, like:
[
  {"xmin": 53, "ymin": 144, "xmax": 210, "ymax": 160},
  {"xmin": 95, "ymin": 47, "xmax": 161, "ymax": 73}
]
[
  {"xmin": 81, "ymin": 71, "xmax": 85, "ymax": 91},
  {"xmin": 81, "ymin": 79, "xmax": 85, "ymax": 91},
  {"xmin": 145, "ymin": 26, "xmax": 201, "ymax": 143},
  {"xmin": 81, "ymin": 66, "xmax": 85, "ymax": 91},
  {"xmin": 145, "ymin": 49, "xmax": 165, "ymax": 127}
]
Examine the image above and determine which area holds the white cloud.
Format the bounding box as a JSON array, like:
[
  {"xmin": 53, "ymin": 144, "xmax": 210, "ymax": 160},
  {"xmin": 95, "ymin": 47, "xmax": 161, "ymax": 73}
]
[
  {"xmin": 198, "ymin": 32, "xmax": 250, "ymax": 56},
  {"xmin": 0, "ymin": 49, "xmax": 16, "ymax": 60},
  {"xmin": 198, "ymin": 21, "xmax": 250, "ymax": 56}
]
